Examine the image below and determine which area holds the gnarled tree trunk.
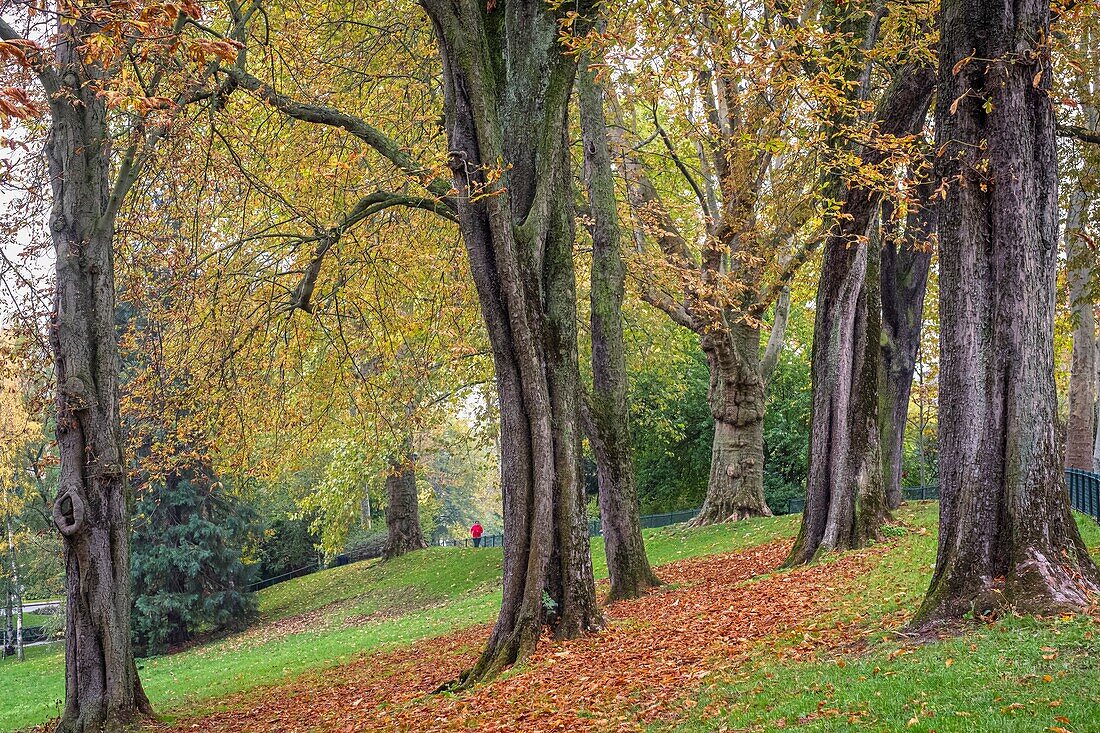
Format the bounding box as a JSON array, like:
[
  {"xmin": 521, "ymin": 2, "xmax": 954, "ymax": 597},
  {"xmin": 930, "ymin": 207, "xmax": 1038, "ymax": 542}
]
[
  {"xmin": 915, "ymin": 0, "xmax": 1099, "ymax": 625},
  {"xmin": 45, "ymin": 31, "xmax": 151, "ymax": 731},
  {"xmin": 788, "ymin": 63, "xmax": 935, "ymax": 565},
  {"xmin": 690, "ymin": 325, "xmax": 774, "ymax": 525},
  {"xmin": 577, "ymin": 59, "xmax": 659, "ymax": 601},
  {"xmin": 878, "ymin": 191, "xmax": 934, "ymax": 508},
  {"xmin": 383, "ymin": 433, "xmax": 427, "ymax": 560},
  {"xmin": 426, "ymin": 0, "xmax": 600, "ymax": 685}
]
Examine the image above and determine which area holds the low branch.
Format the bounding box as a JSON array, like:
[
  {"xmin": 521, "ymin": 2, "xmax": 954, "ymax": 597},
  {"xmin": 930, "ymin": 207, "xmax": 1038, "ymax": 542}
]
[
  {"xmin": 222, "ymin": 65, "xmax": 457, "ymax": 212},
  {"xmin": 1059, "ymin": 122, "xmax": 1100, "ymax": 146}
]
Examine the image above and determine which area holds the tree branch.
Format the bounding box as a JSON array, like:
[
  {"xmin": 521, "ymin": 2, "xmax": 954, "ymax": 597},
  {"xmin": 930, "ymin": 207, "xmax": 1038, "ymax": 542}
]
[{"xmin": 221, "ymin": 65, "xmax": 457, "ymax": 212}]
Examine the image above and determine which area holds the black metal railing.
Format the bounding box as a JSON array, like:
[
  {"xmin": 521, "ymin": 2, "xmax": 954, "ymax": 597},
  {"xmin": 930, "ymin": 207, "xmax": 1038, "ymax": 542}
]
[
  {"xmin": 1068, "ymin": 468, "xmax": 1100, "ymax": 522},
  {"xmin": 247, "ymin": 470, "xmax": 1100, "ymax": 592},
  {"xmin": 441, "ymin": 507, "xmax": 701, "ymax": 549}
]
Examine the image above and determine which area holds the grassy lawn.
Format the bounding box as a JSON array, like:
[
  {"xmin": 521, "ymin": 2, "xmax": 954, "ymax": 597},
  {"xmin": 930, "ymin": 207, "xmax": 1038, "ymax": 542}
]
[
  {"xmin": 667, "ymin": 509, "xmax": 1100, "ymax": 733},
  {"xmin": 4, "ymin": 507, "xmax": 1096, "ymax": 733},
  {"xmin": 0, "ymin": 510, "xmax": 801, "ymax": 732}
]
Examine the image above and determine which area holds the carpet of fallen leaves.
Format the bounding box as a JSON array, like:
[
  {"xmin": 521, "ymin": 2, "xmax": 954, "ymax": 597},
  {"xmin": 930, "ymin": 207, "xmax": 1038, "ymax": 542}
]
[{"xmin": 161, "ymin": 540, "xmax": 889, "ymax": 733}]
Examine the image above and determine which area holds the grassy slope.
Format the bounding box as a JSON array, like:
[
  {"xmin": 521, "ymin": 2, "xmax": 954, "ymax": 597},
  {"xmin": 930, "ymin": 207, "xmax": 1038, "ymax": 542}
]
[
  {"xmin": 1, "ymin": 512, "xmax": 799, "ymax": 732},
  {"xmin": 670, "ymin": 508, "xmax": 1100, "ymax": 733}
]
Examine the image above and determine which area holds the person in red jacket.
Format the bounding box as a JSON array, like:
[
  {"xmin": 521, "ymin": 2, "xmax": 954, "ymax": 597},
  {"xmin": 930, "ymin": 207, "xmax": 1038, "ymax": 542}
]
[{"xmin": 470, "ymin": 522, "xmax": 484, "ymax": 547}]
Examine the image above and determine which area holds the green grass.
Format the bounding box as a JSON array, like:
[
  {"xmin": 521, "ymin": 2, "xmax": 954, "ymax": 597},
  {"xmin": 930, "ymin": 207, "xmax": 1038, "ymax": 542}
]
[
  {"xmin": 5, "ymin": 509, "xmax": 1097, "ymax": 733},
  {"xmin": 667, "ymin": 509, "xmax": 1100, "ymax": 733},
  {"xmin": 0, "ymin": 513, "xmax": 802, "ymax": 732},
  {"xmin": 0, "ymin": 612, "xmax": 53, "ymax": 627}
]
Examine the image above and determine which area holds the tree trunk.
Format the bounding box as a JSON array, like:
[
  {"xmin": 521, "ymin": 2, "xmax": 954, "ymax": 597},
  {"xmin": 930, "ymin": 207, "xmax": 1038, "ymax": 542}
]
[
  {"xmin": 577, "ymin": 57, "xmax": 659, "ymax": 602},
  {"xmin": 383, "ymin": 434, "xmax": 427, "ymax": 560},
  {"xmin": 1066, "ymin": 146, "xmax": 1098, "ymax": 471},
  {"xmin": 5, "ymin": 511, "xmax": 22, "ymax": 660},
  {"xmin": 878, "ymin": 191, "xmax": 934, "ymax": 508},
  {"xmin": 787, "ymin": 62, "xmax": 934, "ymax": 566},
  {"xmin": 690, "ymin": 325, "xmax": 773, "ymax": 525},
  {"xmin": 915, "ymin": 0, "xmax": 1099, "ymax": 625},
  {"xmin": 426, "ymin": 0, "xmax": 600, "ymax": 685},
  {"xmin": 45, "ymin": 24, "xmax": 151, "ymax": 731}
]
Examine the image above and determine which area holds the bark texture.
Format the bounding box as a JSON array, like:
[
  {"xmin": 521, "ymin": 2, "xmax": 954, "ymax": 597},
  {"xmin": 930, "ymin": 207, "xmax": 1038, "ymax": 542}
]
[
  {"xmin": 788, "ymin": 62, "xmax": 935, "ymax": 565},
  {"xmin": 382, "ymin": 436, "xmax": 427, "ymax": 560},
  {"xmin": 915, "ymin": 0, "xmax": 1100, "ymax": 624},
  {"xmin": 878, "ymin": 192, "xmax": 934, "ymax": 508},
  {"xmin": 1066, "ymin": 144, "xmax": 1098, "ymax": 471},
  {"xmin": 45, "ymin": 24, "xmax": 151, "ymax": 732},
  {"xmin": 577, "ymin": 60, "xmax": 659, "ymax": 601},
  {"xmin": 691, "ymin": 325, "xmax": 774, "ymax": 525},
  {"xmin": 425, "ymin": 0, "xmax": 600, "ymax": 684}
]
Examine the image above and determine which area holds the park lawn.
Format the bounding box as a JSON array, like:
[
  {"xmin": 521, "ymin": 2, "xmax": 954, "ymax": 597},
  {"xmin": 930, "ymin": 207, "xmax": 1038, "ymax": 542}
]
[
  {"xmin": 0, "ymin": 510, "xmax": 800, "ymax": 732},
  {"xmin": 667, "ymin": 510, "xmax": 1100, "ymax": 733}
]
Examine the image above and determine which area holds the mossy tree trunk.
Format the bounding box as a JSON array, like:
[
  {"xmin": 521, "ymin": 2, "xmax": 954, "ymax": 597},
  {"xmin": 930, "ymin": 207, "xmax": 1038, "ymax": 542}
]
[
  {"xmin": 1065, "ymin": 134, "xmax": 1098, "ymax": 472},
  {"xmin": 788, "ymin": 61, "xmax": 935, "ymax": 566},
  {"xmin": 577, "ymin": 59, "xmax": 659, "ymax": 601},
  {"xmin": 914, "ymin": 0, "xmax": 1100, "ymax": 625},
  {"xmin": 425, "ymin": 0, "xmax": 601, "ymax": 684}
]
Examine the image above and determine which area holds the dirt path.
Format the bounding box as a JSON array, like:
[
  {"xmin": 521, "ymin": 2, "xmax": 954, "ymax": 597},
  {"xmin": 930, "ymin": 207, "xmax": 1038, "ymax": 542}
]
[{"xmin": 162, "ymin": 540, "xmax": 883, "ymax": 733}]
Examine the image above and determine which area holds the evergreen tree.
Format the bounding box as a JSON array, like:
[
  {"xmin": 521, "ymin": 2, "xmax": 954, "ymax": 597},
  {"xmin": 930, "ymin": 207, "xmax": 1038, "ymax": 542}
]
[{"xmin": 130, "ymin": 464, "xmax": 257, "ymax": 657}]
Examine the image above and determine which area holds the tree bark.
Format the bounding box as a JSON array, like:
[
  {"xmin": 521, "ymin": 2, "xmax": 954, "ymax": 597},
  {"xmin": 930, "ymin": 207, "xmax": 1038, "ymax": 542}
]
[
  {"xmin": 915, "ymin": 0, "xmax": 1099, "ymax": 625},
  {"xmin": 425, "ymin": 0, "xmax": 600, "ymax": 685},
  {"xmin": 44, "ymin": 20, "xmax": 152, "ymax": 731},
  {"xmin": 577, "ymin": 57, "xmax": 659, "ymax": 602},
  {"xmin": 788, "ymin": 63, "xmax": 935, "ymax": 565},
  {"xmin": 1065, "ymin": 138, "xmax": 1098, "ymax": 471},
  {"xmin": 383, "ymin": 434, "xmax": 427, "ymax": 560},
  {"xmin": 878, "ymin": 191, "xmax": 934, "ymax": 508},
  {"xmin": 690, "ymin": 325, "xmax": 774, "ymax": 525}
]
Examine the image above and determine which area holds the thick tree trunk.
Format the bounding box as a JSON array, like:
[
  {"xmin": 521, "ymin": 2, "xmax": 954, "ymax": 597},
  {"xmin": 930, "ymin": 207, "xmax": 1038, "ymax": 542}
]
[
  {"xmin": 690, "ymin": 325, "xmax": 773, "ymax": 525},
  {"xmin": 878, "ymin": 192, "xmax": 934, "ymax": 508},
  {"xmin": 426, "ymin": 0, "xmax": 600, "ymax": 685},
  {"xmin": 577, "ymin": 58, "xmax": 659, "ymax": 602},
  {"xmin": 787, "ymin": 62, "xmax": 934, "ymax": 566},
  {"xmin": 915, "ymin": 0, "xmax": 1099, "ymax": 625},
  {"xmin": 44, "ymin": 23, "xmax": 151, "ymax": 732},
  {"xmin": 1066, "ymin": 163, "xmax": 1097, "ymax": 471},
  {"xmin": 383, "ymin": 435, "xmax": 427, "ymax": 560}
]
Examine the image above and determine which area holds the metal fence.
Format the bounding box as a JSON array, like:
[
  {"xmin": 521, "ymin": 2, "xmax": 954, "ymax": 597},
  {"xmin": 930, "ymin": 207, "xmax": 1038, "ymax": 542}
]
[
  {"xmin": 441, "ymin": 507, "xmax": 702, "ymax": 549},
  {"xmin": 246, "ymin": 470, "xmax": 1100, "ymax": 591},
  {"xmin": 1068, "ymin": 469, "xmax": 1100, "ymax": 522}
]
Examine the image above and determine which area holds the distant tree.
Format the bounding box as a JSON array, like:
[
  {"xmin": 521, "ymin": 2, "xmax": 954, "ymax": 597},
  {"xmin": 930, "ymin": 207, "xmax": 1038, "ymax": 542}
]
[{"xmin": 130, "ymin": 465, "xmax": 257, "ymax": 657}]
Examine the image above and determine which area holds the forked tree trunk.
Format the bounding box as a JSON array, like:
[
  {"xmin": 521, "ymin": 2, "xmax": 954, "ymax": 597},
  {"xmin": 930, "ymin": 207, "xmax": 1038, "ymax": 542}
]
[
  {"xmin": 1066, "ymin": 161, "xmax": 1098, "ymax": 471},
  {"xmin": 787, "ymin": 62, "xmax": 934, "ymax": 566},
  {"xmin": 383, "ymin": 435, "xmax": 427, "ymax": 560},
  {"xmin": 426, "ymin": 0, "xmax": 600, "ymax": 685},
  {"xmin": 577, "ymin": 60, "xmax": 659, "ymax": 601},
  {"xmin": 690, "ymin": 325, "xmax": 773, "ymax": 525},
  {"xmin": 878, "ymin": 192, "xmax": 933, "ymax": 508},
  {"xmin": 915, "ymin": 0, "xmax": 1099, "ymax": 625},
  {"xmin": 45, "ymin": 29, "xmax": 151, "ymax": 731}
]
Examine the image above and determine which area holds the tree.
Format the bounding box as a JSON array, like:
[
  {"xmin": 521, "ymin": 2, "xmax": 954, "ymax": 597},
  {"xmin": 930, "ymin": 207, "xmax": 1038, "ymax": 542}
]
[
  {"xmin": 422, "ymin": 0, "xmax": 602, "ymax": 682},
  {"xmin": 0, "ymin": 1, "xmax": 242, "ymax": 725},
  {"xmin": 787, "ymin": 7, "xmax": 935, "ymax": 563},
  {"xmin": 577, "ymin": 56, "xmax": 659, "ymax": 601},
  {"xmin": 382, "ymin": 432, "xmax": 427, "ymax": 560},
  {"xmin": 130, "ymin": 465, "xmax": 256, "ymax": 657},
  {"xmin": 878, "ymin": 190, "xmax": 934, "ymax": 508},
  {"xmin": 915, "ymin": 0, "xmax": 1099, "ymax": 624}
]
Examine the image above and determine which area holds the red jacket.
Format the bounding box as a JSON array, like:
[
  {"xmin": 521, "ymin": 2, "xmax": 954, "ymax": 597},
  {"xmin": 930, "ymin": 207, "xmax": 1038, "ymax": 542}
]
[{"xmin": 471, "ymin": 523, "xmax": 484, "ymax": 538}]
